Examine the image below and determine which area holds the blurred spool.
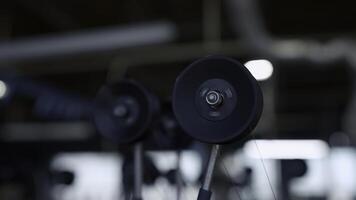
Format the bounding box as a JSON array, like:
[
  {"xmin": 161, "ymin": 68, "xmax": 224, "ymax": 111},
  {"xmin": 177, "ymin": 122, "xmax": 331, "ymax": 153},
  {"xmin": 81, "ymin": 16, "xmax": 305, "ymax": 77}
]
[{"xmin": 94, "ymin": 79, "xmax": 159, "ymax": 144}]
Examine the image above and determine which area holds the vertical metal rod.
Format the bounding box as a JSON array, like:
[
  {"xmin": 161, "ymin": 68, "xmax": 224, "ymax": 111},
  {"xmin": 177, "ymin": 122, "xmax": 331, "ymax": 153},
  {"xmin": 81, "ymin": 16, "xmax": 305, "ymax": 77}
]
[
  {"xmin": 134, "ymin": 142, "xmax": 143, "ymax": 200},
  {"xmin": 176, "ymin": 151, "xmax": 182, "ymax": 200},
  {"xmin": 202, "ymin": 144, "xmax": 221, "ymax": 191}
]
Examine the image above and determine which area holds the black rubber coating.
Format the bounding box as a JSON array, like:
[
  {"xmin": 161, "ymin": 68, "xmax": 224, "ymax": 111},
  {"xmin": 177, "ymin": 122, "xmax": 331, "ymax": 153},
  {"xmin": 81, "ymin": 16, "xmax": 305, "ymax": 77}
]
[
  {"xmin": 197, "ymin": 188, "xmax": 212, "ymax": 200},
  {"xmin": 94, "ymin": 79, "xmax": 159, "ymax": 144},
  {"xmin": 173, "ymin": 55, "xmax": 263, "ymax": 144}
]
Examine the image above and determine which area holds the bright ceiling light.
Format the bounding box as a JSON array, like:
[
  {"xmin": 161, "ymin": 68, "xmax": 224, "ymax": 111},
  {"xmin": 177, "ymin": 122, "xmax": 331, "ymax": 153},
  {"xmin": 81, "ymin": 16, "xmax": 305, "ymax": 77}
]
[
  {"xmin": 244, "ymin": 139, "xmax": 329, "ymax": 160},
  {"xmin": 0, "ymin": 80, "xmax": 8, "ymax": 99},
  {"xmin": 244, "ymin": 59, "xmax": 274, "ymax": 81}
]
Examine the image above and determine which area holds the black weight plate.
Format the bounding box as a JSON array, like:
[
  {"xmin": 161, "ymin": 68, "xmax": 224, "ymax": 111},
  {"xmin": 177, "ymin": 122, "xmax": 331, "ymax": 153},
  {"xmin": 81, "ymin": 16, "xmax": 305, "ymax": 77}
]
[
  {"xmin": 94, "ymin": 80, "xmax": 157, "ymax": 144},
  {"xmin": 173, "ymin": 56, "xmax": 263, "ymax": 144}
]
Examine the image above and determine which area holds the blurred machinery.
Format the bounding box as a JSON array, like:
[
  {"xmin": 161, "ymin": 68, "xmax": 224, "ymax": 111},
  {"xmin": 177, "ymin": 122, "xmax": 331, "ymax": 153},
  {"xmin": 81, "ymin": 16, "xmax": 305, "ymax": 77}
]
[{"xmin": 0, "ymin": 0, "xmax": 356, "ymax": 200}]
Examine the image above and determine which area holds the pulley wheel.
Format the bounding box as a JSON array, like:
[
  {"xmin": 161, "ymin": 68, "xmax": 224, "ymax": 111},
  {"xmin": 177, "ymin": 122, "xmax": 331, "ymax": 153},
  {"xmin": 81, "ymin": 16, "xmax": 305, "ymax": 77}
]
[
  {"xmin": 172, "ymin": 56, "xmax": 263, "ymax": 144},
  {"xmin": 94, "ymin": 80, "xmax": 159, "ymax": 144}
]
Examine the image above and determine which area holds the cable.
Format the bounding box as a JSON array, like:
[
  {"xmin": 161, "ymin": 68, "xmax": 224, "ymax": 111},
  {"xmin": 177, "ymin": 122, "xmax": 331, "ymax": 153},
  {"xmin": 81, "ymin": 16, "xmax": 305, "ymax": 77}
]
[{"xmin": 252, "ymin": 135, "xmax": 278, "ymax": 200}]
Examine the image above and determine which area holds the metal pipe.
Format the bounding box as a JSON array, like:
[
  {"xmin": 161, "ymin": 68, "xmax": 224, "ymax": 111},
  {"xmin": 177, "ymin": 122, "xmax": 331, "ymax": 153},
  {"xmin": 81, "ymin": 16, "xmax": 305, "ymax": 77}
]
[
  {"xmin": 0, "ymin": 22, "xmax": 176, "ymax": 64},
  {"xmin": 176, "ymin": 151, "xmax": 182, "ymax": 200},
  {"xmin": 202, "ymin": 144, "xmax": 220, "ymax": 191},
  {"xmin": 134, "ymin": 142, "xmax": 143, "ymax": 200}
]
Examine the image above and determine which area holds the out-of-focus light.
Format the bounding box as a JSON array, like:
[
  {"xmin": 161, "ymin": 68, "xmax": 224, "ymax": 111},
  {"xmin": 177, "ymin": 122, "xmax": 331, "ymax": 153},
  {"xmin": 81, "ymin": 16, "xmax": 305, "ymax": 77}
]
[
  {"xmin": 244, "ymin": 59, "xmax": 274, "ymax": 81},
  {"xmin": 0, "ymin": 80, "xmax": 7, "ymax": 98},
  {"xmin": 244, "ymin": 140, "xmax": 329, "ymax": 159},
  {"xmin": 180, "ymin": 151, "xmax": 202, "ymax": 182},
  {"xmin": 148, "ymin": 150, "xmax": 202, "ymax": 183}
]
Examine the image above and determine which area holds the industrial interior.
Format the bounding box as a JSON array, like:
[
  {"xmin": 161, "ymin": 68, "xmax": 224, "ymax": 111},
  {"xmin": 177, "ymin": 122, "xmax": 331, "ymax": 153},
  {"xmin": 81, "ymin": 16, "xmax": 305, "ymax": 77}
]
[{"xmin": 0, "ymin": 0, "xmax": 356, "ymax": 199}]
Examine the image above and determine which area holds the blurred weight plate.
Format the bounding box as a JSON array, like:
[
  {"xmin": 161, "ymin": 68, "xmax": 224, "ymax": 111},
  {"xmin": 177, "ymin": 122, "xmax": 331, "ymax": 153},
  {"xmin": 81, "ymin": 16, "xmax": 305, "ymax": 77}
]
[
  {"xmin": 94, "ymin": 80, "xmax": 159, "ymax": 144},
  {"xmin": 173, "ymin": 56, "xmax": 263, "ymax": 144}
]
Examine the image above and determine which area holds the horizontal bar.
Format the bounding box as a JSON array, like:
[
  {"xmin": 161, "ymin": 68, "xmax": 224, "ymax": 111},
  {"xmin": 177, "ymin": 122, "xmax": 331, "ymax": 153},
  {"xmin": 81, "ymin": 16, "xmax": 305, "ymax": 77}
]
[{"xmin": 0, "ymin": 21, "xmax": 177, "ymax": 64}]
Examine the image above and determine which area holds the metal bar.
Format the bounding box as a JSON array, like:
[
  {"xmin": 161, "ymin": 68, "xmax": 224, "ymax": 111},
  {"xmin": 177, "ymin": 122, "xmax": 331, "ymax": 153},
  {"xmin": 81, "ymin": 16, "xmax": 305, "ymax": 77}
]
[
  {"xmin": 176, "ymin": 151, "xmax": 182, "ymax": 200},
  {"xmin": 134, "ymin": 142, "xmax": 143, "ymax": 200},
  {"xmin": 4, "ymin": 40, "xmax": 245, "ymax": 75},
  {"xmin": 202, "ymin": 144, "xmax": 221, "ymax": 191},
  {"xmin": 0, "ymin": 22, "xmax": 176, "ymax": 64}
]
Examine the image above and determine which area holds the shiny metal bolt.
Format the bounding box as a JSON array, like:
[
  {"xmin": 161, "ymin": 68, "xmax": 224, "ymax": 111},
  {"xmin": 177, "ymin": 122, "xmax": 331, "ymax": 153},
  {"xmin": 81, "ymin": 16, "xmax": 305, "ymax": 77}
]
[
  {"xmin": 113, "ymin": 104, "xmax": 129, "ymax": 117},
  {"xmin": 205, "ymin": 90, "xmax": 223, "ymax": 107}
]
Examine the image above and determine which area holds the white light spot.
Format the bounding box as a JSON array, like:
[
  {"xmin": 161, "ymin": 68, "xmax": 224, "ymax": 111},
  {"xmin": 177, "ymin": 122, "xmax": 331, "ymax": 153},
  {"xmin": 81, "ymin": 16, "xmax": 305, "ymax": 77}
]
[
  {"xmin": 0, "ymin": 80, "xmax": 8, "ymax": 99},
  {"xmin": 180, "ymin": 151, "xmax": 202, "ymax": 182},
  {"xmin": 244, "ymin": 59, "xmax": 274, "ymax": 81},
  {"xmin": 147, "ymin": 150, "xmax": 202, "ymax": 183},
  {"xmin": 244, "ymin": 139, "xmax": 329, "ymax": 160}
]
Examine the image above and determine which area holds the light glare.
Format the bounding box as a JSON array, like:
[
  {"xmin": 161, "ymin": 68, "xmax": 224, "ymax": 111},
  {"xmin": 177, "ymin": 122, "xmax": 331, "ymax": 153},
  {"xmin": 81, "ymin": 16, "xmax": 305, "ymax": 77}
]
[
  {"xmin": 0, "ymin": 80, "xmax": 7, "ymax": 99},
  {"xmin": 244, "ymin": 139, "xmax": 329, "ymax": 159},
  {"xmin": 244, "ymin": 59, "xmax": 274, "ymax": 81}
]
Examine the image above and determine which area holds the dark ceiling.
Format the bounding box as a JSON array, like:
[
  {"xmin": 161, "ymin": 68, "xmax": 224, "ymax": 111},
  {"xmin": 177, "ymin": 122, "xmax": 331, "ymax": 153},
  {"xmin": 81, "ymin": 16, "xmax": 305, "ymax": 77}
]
[
  {"xmin": 0, "ymin": 0, "xmax": 355, "ymax": 143},
  {"xmin": 2, "ymin": 0, "xmax": 356, "ymax": 39}
]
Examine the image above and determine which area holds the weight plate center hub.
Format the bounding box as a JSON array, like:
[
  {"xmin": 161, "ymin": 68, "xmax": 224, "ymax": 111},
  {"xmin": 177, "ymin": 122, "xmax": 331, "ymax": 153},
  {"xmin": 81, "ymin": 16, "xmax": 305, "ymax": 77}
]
[{"xmin": 196, "ymin": 79, "xmax": 237, "ymax": 121}]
